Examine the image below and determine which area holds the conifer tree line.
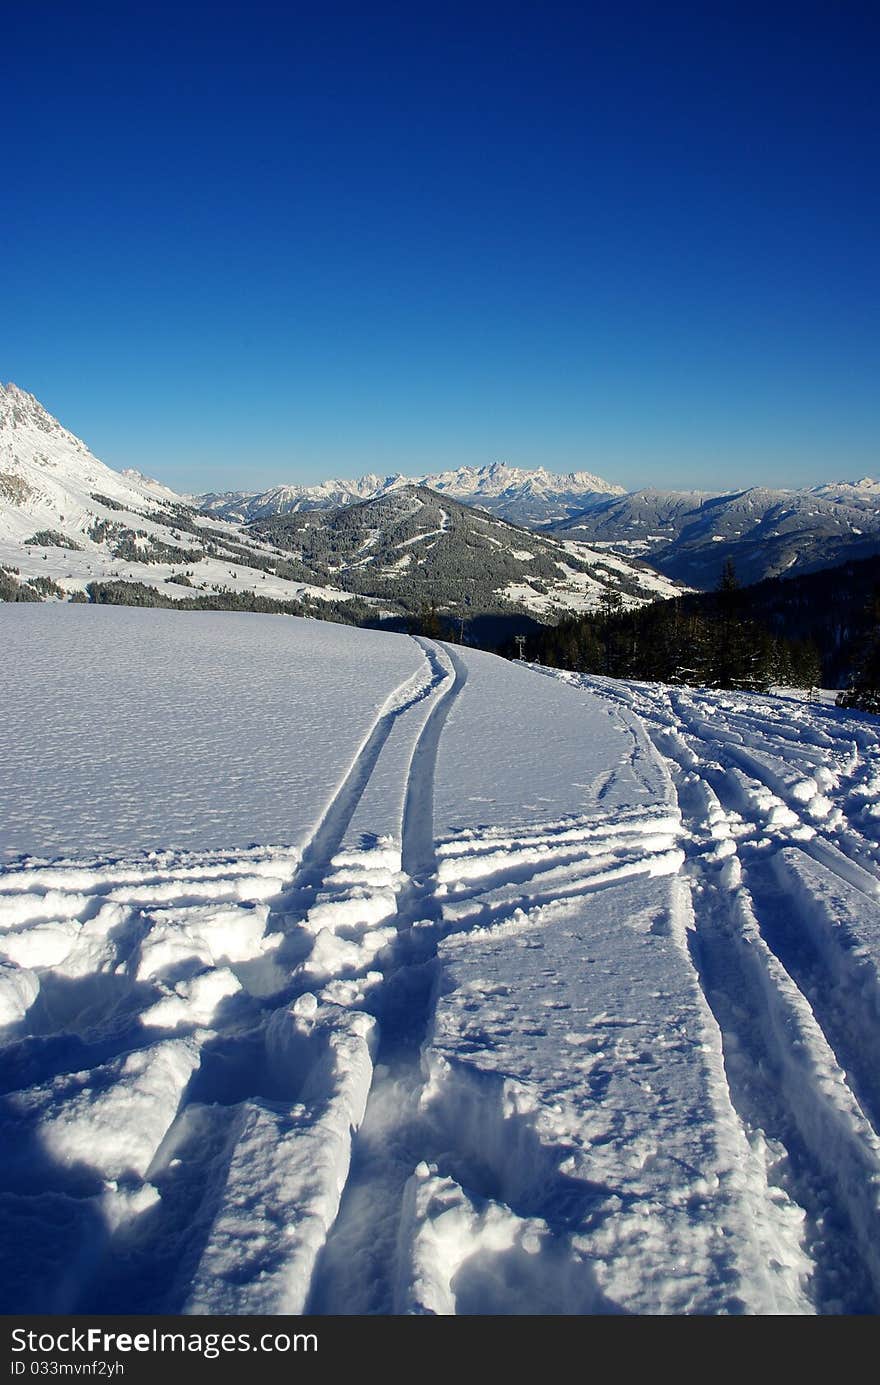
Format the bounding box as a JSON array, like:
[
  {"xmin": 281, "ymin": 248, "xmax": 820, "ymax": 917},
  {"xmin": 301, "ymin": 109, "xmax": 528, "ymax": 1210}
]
[{"xmin": 520, "ymin": 560, "xmax": 823, "ymax": 694}]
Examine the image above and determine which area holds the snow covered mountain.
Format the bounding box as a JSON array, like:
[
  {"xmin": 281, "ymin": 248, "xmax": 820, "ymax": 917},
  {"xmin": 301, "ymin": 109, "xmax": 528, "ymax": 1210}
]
[
  {"xmin": 0, "ymin": 381, "xmax": 366, "ymax": 616},
  {"xmin": 197, "ymin": 461, "xmax": 625, "ymax": 528},
  {"xmin": 196, "ymin": 472, "xmax": 407, "ymax": 522},
  {"xmin": 0, "ymin": 384, "xmax": 672, "ymax": 622},
  {"xmin": 2, "ymin": 603, "xmax": 880, "ymax": 1313},
  {"xmin": 411, "ymin": 462, "xmax": 625, "ymax": 525},
  {"xmin": 0, "ymin": 382, "xmax": 183, "ymax": 530},
  {"xmin": 555, "ymin": 482, "xmax": 880, "ymax": 587},
  {"xmin": 250, "ymin": 482, "xmax": 682, "ymax": 623}
]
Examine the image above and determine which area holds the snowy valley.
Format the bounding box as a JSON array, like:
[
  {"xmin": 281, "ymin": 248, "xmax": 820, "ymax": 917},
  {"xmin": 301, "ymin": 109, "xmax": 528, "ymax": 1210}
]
[{"xmin": 2, "ymin": 605, "xmax": 880, "ymax": 1314}]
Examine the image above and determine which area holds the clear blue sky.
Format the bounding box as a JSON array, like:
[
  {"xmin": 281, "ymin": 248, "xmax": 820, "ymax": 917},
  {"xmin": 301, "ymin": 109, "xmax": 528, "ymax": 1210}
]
[{"xmin": 3, "ymin": 1, "xmax": 878, "ymax": 493}]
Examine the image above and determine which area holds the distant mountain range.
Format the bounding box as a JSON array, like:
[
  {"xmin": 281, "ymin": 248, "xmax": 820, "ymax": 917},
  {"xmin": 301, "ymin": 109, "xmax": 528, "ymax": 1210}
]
[
  {"xmin": 200, "ymin": 467, "xmax": 880, "ymax": 589},
  {"xmin": 0, "ymin": 385, "xmax": 676, "ymax": 626},
  {"xmin": 4, "ymin": 381, "xmax": 880, "ymax": 609},
  {"xmin": 195, "ymin": 462, "xmax": 625, "ymax": 528},
  {"xmin": 552, "ymin": 483, "xmax": 880, "ymax": 586}
]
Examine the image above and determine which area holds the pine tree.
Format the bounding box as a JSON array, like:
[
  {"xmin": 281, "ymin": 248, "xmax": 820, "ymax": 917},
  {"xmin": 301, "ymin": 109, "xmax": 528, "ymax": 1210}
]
[
  {"xmin": 705, "ymin": 559, "xmax": 773, "ymax": 690},
  {"xmin": 838, "ymin": 587, "xmax": 880, "ymax": 712},
  {"xmin": 598, "ymin": 589, "xmax": 624, "ymax": 676}
]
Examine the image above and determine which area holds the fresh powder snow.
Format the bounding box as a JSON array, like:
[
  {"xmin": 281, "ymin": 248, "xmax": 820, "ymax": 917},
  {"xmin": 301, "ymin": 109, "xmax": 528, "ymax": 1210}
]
[{"xmin": 1, "ymin": 605, "xmax": 879, "ymax": 1313}]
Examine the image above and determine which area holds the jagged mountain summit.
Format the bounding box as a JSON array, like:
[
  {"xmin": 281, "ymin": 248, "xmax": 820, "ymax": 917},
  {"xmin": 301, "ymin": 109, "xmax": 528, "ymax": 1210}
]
[
  {"xmin": 196, "ymin": 461, "xmax": 625, "ymax": 528},
  {"xmin": 0, "ymin": 382, "xmax": 177, "ymax": 526},
  {"xmin": 0, "ymin": 384, "xmax": 673, "ymax": 621},
  {"xmin": 196, "ymin": 473, "xmax": 410, "ymax": 524},
  {"xmin": 0, "ymin": 382, "xmax": 377, "ymax": 615},
  {"xmin": 554, "ymin": 481, "xmax": 880, "ymax": 587},
  {"xmin": 424, "ymin": 462, "xmax": 626, "ymax": 525}
]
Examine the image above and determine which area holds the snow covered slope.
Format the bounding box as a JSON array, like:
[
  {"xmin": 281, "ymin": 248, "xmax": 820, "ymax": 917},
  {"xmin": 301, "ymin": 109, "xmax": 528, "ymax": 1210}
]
[
  {"xmin": 2, "ymin": 609, "xmax": 880, "ymax": 1314},
  {"xmin": 0, "ymin": 382, "xmax": 180, "ymax": 534},
  {"xmin": 0, "ymin": 383, "xmax": 360, "ymax": 614}
]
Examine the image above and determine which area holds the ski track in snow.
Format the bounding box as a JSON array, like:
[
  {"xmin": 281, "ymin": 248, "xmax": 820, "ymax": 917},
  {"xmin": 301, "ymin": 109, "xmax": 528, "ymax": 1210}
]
[
  {"xmin": 3, "ymin": 620, "xmax": 880, "ymax": 1315},
  {"xmin": 539, "ymin": 671, "xmax": 880, "ymax": 1314},
  {"xmin": 0, "ymin": 632, "xmax": 467, "ymax": 1315}
]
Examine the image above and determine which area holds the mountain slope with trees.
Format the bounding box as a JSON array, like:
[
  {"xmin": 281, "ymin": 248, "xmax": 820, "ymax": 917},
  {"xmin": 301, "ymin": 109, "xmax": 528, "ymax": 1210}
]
[{"xmin": 248, "ymin": 484, "xmax": 682, "ymax": 634}]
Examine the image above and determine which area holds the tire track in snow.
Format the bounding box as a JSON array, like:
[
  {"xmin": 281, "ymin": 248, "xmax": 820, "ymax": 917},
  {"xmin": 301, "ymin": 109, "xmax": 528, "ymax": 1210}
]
[
  {"xmin": 140, "ymin": 640, "xmax": 462, "ymax": 1312},
  {"xmin": 679, "ymin": 789, "xmax": 879, "ymax": 1311},
  {"xmin": 253, "ymin": 645, "xmax": 456, "ymax": 988},
  {"xmin": 696, "ymin": 807, "xmax": 880, "ymax": 1309},
  {"xmin": 432, "ymin": 811, "xmax": 684, "ymax": 937},
  {"xmin": 402, "ymin": 640, "xmax": 469, "ymax": 887},
  {"xmin": 658, "ymin": 686, "xmax": 880, "ymax": 1142}
]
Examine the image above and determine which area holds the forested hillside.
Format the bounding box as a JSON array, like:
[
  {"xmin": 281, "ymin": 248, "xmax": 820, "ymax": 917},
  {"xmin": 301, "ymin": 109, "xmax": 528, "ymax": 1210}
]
[{"xmin": 521, "ymin": 555, "xmax": 880, "ymax": 699}]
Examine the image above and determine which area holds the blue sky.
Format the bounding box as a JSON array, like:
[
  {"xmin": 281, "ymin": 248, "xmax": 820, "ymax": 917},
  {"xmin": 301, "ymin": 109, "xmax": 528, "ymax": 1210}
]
[{"xmin": 3, "ymin": 1, "xmax": 878, "ymax": 493}]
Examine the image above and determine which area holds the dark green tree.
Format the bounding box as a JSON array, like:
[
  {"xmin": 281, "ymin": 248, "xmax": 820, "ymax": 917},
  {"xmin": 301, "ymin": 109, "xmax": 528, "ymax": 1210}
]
[{"xmin": 837, "ymin": 587, "xmax": 880, "ymax": 712}]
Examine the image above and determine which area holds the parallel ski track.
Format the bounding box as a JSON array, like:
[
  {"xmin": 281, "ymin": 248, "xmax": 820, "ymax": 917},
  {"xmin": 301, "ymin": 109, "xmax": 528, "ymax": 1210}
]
[
  {"xmin": 13, "ymin": 638, "xmax": 460, "ymax": 1314},
  {"xmin": 401, "ymin": 639, "xmax": 468, "ymax": 886},
  {"xmin": 279, "ymin": 642, "xmax": 454, "ymax": 910},
  {"xmin": 308, "ymin": 640, "xmax": 467, "ymax": 1314}
]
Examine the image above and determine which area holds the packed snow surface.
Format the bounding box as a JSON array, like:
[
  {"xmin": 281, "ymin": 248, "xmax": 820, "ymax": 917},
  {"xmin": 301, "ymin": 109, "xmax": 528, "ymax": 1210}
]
[
  {"xmin": 2, "ymin": 608, "xmax": 880, "ymax": 1314},
  {"xmin": 0, "ymin": 606, "xmax": 425, "ymax": 860}
]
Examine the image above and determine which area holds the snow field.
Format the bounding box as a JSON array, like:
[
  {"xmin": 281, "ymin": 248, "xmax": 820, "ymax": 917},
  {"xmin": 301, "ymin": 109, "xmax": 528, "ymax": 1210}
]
[
  {"xmin": 3, "ymin": 607, "xmax": 880, "ymax": 1313},
  {"xmin": 0, "ymin": 612, "xmax": 465, "ymax": 1312},
  {"xmin": 0, "ymin": 605, "xmax": 426, "ymax": 860}
]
